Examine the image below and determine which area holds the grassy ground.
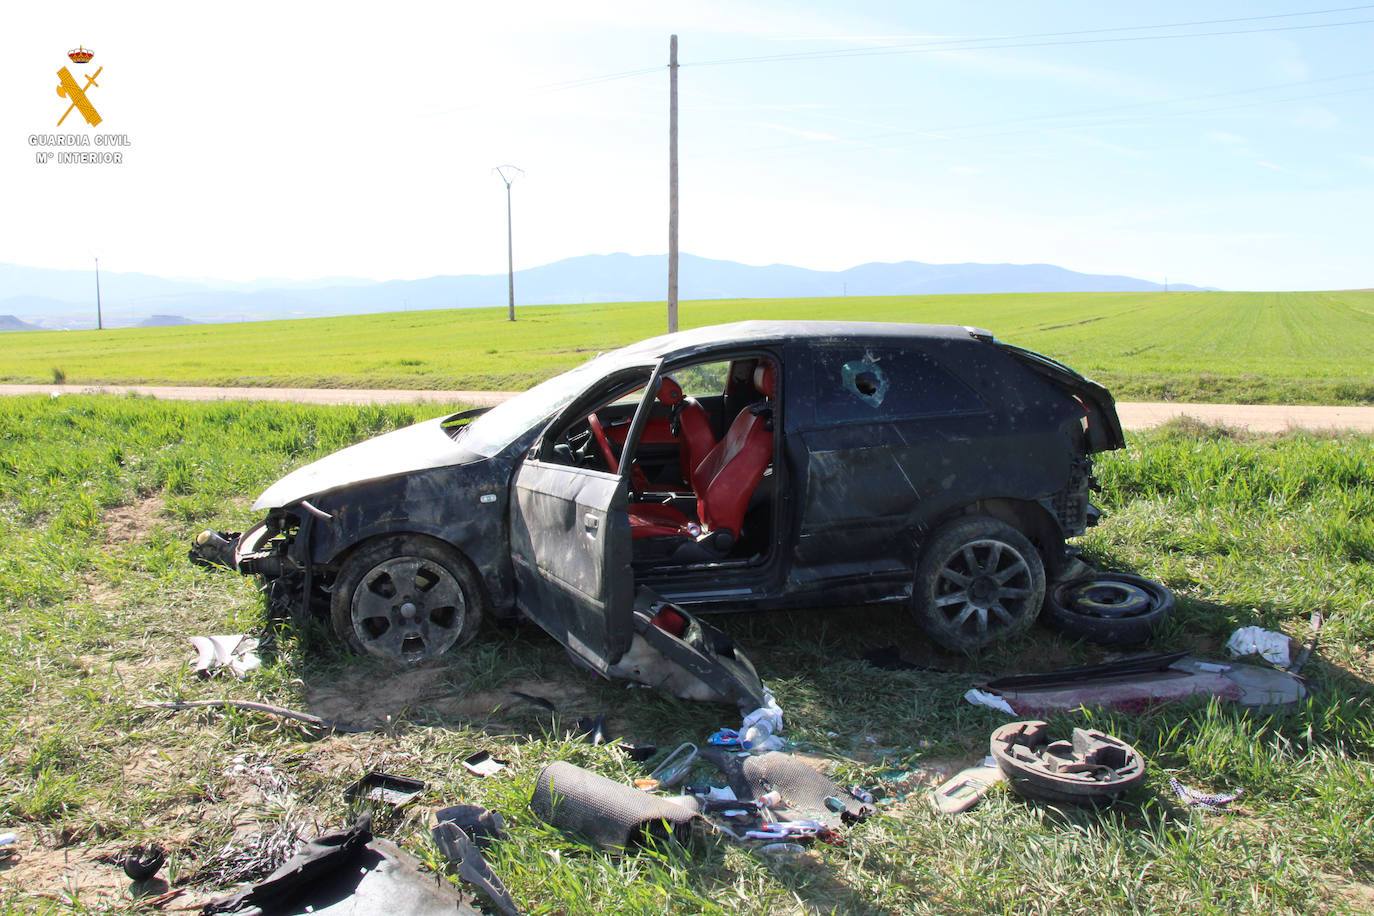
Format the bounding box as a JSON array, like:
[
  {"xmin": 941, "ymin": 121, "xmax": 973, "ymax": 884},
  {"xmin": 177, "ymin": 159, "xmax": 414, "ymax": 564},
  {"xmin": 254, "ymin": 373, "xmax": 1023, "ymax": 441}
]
[
  {"xmin": 4, "ymin": 290, "xmax": 1373, "ymax": 404},
  {"xmin": 1, "ymin": 395, "xmax": 1373, "ymax": 913}
]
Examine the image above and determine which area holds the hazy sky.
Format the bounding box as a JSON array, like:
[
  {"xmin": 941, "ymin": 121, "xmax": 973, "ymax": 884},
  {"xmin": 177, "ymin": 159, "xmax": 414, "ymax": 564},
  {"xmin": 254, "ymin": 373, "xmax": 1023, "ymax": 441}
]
[{"xmin": 3, "ymin": 1, "xmax": 1372, "ymax": 290}]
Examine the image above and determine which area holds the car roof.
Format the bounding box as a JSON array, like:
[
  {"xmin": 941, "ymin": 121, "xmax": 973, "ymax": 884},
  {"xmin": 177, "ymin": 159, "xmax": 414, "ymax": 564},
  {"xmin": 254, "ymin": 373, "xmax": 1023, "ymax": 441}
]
[{"xmin": 616, "ymin": 320, "xmax": 991, "ymax": 363}]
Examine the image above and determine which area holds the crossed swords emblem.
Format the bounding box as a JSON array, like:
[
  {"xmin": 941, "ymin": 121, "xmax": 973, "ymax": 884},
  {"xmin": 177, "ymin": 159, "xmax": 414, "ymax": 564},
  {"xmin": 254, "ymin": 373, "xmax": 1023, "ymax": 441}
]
[{"xmin": 57, "ymin": 65, "xmax": 103, "ymax": 127}]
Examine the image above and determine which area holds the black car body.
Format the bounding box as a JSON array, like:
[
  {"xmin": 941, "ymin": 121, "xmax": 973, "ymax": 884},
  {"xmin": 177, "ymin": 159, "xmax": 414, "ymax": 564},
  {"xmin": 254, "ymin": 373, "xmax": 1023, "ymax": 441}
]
[{"xmin": 192, "ymin": 321, "xmax": 1123, "ymax": 700}]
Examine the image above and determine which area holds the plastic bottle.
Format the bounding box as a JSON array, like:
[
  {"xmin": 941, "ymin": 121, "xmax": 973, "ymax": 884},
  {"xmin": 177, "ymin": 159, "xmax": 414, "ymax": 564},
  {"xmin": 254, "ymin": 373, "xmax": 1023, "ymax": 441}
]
[{"xmin": 742, "ymin": 724, "xmax": 783, "ymax": 752}]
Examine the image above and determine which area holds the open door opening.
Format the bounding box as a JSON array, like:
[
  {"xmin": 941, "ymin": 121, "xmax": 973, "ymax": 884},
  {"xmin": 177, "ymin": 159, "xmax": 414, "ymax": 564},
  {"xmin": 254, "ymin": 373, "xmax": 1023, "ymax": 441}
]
[{"xmin": 509, "ymin": 361, "xmax": 767, "ymax": 708}]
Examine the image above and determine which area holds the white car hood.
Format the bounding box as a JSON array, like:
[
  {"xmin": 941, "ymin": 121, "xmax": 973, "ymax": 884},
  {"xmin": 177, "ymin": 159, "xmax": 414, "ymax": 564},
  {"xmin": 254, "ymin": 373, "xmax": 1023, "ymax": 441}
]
[{"xmin": 253, "ymin": 416, "xmax": 470, "ymax": 510}]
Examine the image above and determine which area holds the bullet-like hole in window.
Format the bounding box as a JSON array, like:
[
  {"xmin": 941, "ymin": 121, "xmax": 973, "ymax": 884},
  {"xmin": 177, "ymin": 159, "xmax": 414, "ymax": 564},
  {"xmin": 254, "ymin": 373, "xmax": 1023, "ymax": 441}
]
[{"xmin": 841, "ymin": 360, "xmax": 889, "ymax": 406}]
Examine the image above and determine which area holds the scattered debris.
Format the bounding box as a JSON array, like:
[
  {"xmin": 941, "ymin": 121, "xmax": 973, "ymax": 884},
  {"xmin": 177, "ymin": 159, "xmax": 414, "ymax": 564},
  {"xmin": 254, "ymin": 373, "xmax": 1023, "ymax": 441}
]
[
  {"xmin": 576, "ymin": 713, "xmax": 610, "ymax": 746},
  {"xmin": 343, "ymin": 772, "xmax": 426, "ymax": 807},
  {"xmin": 980, "ymin": 653, "xmax": 1307, "ymax": 713},
  {"xmin": 120, "ymin": 843, "xmax": 165, "ymax": 881},
  {"xmin": 1226, "ymin": 626, "xmax": 1293, "ymax": 667},
  {"xmin": 990, "ymin": 720, "xmax": 1146, "ymax": 806},
  {"xmin": 740, "ymin": 689, "xmax": 785, "ymax": 751},
  {"xmin": 188, "ymin": 634, "xmax": 262, "ymax": 678},
  {"xmin": 615, "ymin": 741, "xmax": 657, "ymax": 761},
  {"xmin": 508, "ymin": 691, "xmax": 556, "ymax": 712},
  {"xmin": 649, "ymin": 743, "xmax": 699, "ymax": 788},
  {"xmin": 1169, "ymin": 777, "xmax": 1242, "ymax": 813},
  {"xmin": 928, "ymin": 759, "xmax": 1004, "ymax": 815},
  {"xmin": 202, "ymin": 815, "xmax": 474, "ymax": 915},
  {"xmin": 461, "ymin": 751, "xmax": 508, "ymax": 778},
  {"xmin": 530, "ymin": 761, "xmax": 701, "ymax": 851},
  {"xmin": 143, "ymin": 698, "xmax": 368, "ymax": 733},
  {"xmin": 964, "ymin": 688, "xmax": 1016, "ymax": 715},
  {"xmin": 433, "ymin": 806, "xmax": 521, "ymax": 916},
  {"xmin": 1289, "ymin": 610, "xmax": 1326, "ymax": 675}
]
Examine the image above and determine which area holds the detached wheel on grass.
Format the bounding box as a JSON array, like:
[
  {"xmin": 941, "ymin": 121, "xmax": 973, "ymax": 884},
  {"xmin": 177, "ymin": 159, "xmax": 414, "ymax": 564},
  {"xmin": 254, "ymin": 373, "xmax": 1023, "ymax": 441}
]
[
  {"xmin": 912, "ymin": 516, "xmax": 1046, "ymax": 652},
  {"xmin": 1041, "ymin": 572, "xmax": 1174, "ymax": 646},
  {"xmin": 330, "ymin": 535, "xmax": 485, "ymax": 664}
]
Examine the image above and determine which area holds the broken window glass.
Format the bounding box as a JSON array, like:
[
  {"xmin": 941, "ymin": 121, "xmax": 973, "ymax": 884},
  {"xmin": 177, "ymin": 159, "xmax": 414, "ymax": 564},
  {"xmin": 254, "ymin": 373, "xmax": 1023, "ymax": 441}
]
[{"xmin": 841, "ymin": 359, "xmax": 889, "ymax": 406}]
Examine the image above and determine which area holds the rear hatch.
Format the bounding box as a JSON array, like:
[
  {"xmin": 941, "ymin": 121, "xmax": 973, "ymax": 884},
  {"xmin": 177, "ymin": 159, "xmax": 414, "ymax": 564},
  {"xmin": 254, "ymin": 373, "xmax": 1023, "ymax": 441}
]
[{"xmin": 997, "ymin": 343, "xmax": 1125, "ymax": 453}]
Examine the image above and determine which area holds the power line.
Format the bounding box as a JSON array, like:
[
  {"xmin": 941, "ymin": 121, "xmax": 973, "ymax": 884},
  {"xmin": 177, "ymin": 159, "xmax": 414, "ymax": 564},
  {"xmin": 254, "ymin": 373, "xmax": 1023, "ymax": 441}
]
[
  {"xmin": 684, "ymin": 7, "xmax": 1374, "ymax": 69},
  {"xmin": 698, "ymin": 74, "xmax": 1374, "ymax": 161}
]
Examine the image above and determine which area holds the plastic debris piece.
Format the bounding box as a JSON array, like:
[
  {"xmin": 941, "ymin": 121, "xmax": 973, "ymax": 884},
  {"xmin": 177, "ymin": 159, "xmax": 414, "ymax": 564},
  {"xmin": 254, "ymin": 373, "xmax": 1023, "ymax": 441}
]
[
  {"xmin": 576, "ymin": 713, "xmax": 610, "ymax": 746},
  {"xmin": 1169, "ymin": 777, "xmax": 1241, "ymax": 813},
  {"xmin": 122, "ymin": 844, "xmax": 166, "ymax": 881},
  {"xmin": 189, "ymin": 635, "xmax": 261, "ymax": 678},
  {"xmin": 615, "ymin": 741, "xmax": 657, "ymax": 761},
  {"xmin": 847, "ymin": 785, "xmax": 875, "ymax": 805},
  {"xmin": 650, "ymin": 743, "xmax": 698, "ymax": 787},
  {"xmin": 344, "ymin": 772, "xmax": 426, "ymax": 807},
  {"xmin": 461, "ymin": 751, "xmax": 509, "ymax": 778},
  {"xmin": 964, "ymin": 688, "xmax": 1016, "ymax": 715},
  {"xmin": 928, "ymin": 764, "xmax": 1004, "ymax": 815},
  {"xmin": 708, "ymin": 728, "xmax": 743, "ymax": 748},
  {"xmin": 432, "ymin": 812, "xmax": 521, "ymax": 916},
  {"xmin": 1226, "ymin": 626, "xmax": 1292, "ymax": 667}
]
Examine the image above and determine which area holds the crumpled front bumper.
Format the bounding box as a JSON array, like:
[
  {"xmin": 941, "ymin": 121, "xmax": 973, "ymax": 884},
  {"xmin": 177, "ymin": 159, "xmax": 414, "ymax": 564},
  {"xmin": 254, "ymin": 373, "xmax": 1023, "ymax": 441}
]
[{"xmin": 188, "ymin": 517, "xmax": 290, "ymax": 579}]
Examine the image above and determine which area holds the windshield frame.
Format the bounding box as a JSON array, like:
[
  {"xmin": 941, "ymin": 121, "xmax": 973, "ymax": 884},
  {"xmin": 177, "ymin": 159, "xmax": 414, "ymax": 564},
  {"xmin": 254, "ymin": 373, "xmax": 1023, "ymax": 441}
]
[{"xmin": 458, "ymin": 350, "xmax": 641, "ymax": 457}]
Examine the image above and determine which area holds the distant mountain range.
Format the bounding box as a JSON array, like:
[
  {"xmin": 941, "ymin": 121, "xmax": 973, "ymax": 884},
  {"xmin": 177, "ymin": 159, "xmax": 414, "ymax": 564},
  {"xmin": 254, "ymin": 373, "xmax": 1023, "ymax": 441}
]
[{"xmin": 0, "ymin": 254, "xmax": 1209, "ymax": 330}]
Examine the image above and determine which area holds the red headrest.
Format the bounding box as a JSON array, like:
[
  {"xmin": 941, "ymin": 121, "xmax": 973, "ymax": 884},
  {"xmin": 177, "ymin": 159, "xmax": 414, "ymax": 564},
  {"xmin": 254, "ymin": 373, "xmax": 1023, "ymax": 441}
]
[
  {"xmin": 753, "ymin": 364, "xmax": 776, "ymax": 398},
  {"xmin": 657, "ymin": 376, "xmax": 684, "ymax": 405}
]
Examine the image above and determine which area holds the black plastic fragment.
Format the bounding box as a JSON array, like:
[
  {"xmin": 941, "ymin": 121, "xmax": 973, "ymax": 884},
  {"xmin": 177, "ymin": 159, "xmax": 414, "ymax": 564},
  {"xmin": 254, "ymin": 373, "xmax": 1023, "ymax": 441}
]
[{"xmin": 122, "ymin": 843, "xmax": 166, "ymax": 881}]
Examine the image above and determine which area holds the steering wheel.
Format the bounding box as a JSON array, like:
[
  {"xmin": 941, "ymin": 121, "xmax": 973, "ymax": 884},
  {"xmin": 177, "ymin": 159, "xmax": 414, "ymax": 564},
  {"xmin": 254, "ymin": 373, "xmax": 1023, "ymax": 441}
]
[
  {"xmin": 588, "ymin": 412, "xmax": 649, "ymax": 494},
  {"xmin": 586, "ymin": 412, "xmax": 619, "ymax": 472}
]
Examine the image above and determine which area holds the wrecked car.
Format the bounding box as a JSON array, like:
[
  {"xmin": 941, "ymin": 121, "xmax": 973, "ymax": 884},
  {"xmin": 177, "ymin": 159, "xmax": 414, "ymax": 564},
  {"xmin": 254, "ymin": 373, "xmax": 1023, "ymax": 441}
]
[{"xmin": 191, "ymin": 320, "xmax": 1123, "ymax": 689}]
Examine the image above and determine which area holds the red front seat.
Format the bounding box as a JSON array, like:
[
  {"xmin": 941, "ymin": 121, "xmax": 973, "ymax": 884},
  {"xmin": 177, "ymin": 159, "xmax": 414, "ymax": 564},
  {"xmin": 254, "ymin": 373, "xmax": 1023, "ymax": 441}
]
[
  {"xmin": 654, "ymin": 376, "xmax": 717, "ymax": 490},
  {"xmin": 630, "ymin": 363, "xmax": 776, "ymax": 548}
]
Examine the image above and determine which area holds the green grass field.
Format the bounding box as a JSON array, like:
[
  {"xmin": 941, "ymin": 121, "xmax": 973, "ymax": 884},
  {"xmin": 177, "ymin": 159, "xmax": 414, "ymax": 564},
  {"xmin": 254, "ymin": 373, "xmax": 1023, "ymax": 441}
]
[
  {"xmin": 5, "ymin": 289, "xmax": 1373, "ymax": 403},
  {"xmin": 2, "ymin": 394, "xmax": 1373, "ymax": 913}
]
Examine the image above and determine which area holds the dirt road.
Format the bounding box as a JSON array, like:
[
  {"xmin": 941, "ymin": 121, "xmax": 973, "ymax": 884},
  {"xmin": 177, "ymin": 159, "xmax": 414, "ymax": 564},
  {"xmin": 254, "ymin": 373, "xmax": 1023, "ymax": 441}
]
[{"xmin": 3, "ymin": 383, "xmax": 1373, "ymax": 433}]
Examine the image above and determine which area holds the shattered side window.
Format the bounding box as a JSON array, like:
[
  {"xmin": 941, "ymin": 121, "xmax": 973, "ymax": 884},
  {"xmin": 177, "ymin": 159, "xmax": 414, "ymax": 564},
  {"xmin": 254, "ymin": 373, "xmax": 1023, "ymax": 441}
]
[
  {"xmin": 841, "ymin": 359, "xmax": 889, "ymax": 406},
  {"xmin": 813, "ymin": 345, "xmax": 985, "ymax": 423}
]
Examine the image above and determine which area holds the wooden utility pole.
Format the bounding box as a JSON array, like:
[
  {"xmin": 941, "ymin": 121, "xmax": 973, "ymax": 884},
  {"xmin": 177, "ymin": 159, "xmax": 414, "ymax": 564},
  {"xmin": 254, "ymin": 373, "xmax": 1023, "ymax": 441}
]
[{"xmin": 667, "ymin": 34, "xmax": 679, "ymax": 333}]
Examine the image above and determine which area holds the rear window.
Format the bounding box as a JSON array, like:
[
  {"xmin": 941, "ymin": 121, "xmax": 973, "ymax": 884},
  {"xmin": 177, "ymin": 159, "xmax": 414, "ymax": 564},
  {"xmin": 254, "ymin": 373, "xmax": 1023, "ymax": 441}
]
[{"xmin": 811, "ymin": 345, "xmax": 985, "ymax": 424}]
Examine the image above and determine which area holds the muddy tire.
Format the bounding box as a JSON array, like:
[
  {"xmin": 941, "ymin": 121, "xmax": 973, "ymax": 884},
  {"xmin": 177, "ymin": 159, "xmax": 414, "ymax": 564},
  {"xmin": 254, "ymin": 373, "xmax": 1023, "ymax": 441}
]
[
  {"xmin": 1041, "ymin": 573, "xmax": 1174, "ymax": 646},
  {"xmin": 330, "ymin": 534, "xmax": 485, "ymax": 664},
  {"xmin": 911, "ymin": 516, "xmax": 1046, "ymax": 652}
]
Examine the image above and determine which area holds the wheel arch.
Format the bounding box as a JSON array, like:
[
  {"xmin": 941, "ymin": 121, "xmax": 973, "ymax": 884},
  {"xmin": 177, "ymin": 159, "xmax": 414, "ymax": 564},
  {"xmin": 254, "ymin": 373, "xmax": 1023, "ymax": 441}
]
[
  {"xmin": 326, "ymin": 530, "xmax": 494, "ymax": 617},
  {"xmin": 917, "ymin": 497, "xmax": 1070, "ymax": 579},
  {"xmin": 318, "ymin": 521, "xmax": 509, "ymax": 619}
]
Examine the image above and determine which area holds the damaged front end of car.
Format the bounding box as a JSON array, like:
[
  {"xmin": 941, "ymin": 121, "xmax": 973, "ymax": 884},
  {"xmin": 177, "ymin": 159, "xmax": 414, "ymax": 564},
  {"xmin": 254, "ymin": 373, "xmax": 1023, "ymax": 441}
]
[{"xmin": 191, "ymin": 504, "xmax": 323, "ymax": 620}]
